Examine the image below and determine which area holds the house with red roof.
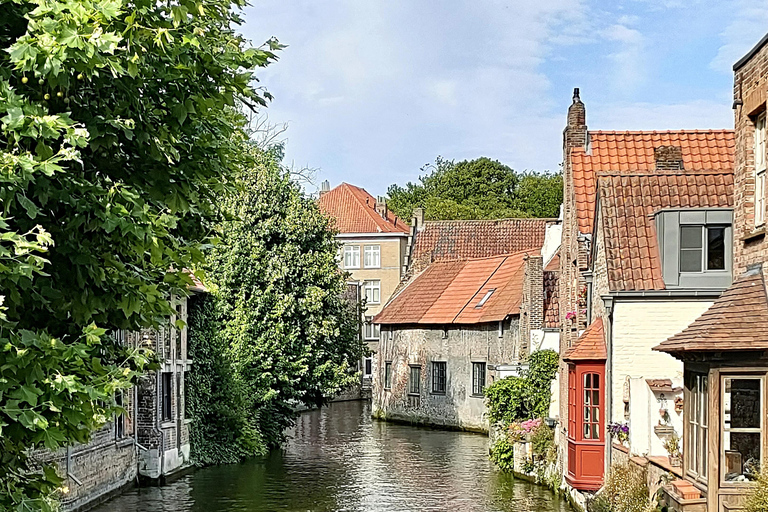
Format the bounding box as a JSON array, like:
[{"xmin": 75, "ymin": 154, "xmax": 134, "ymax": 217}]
[
  {"xmin": 558, "ymin": 90, "xmax": 735, "ymax": 492},
  {"xmin": 318, "ymin": 182, "xmax": 410, "ymax": 387},
  {"xmin": 371, "ymin": 215, "xmax": 561, "ymax": 431}
]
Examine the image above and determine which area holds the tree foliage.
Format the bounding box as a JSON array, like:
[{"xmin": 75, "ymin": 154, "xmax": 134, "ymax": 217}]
[
  {"xmin": 386, "ymin": 157, "xmax": 562, "ymax": 221},
  {"xmin": 1, "ymin": 0, "xmax": 277, "ymax": 507},
  {"xmin": 187, "ymin": 145, "xmax": 365, "ymax": 462},
  {"xmin": 485, "ymin": 349, "xmax": 559, "ymax": 424}
]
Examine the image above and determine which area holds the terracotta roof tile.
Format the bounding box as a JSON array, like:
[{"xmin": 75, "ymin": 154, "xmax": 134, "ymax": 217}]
[
  {"xmin": 572, "ymin": 130, "xmax": 735, "ymax": 233},
  {"xmin": 543, "ymin": 270, "xmax": 559, "ymax": 329},
  {"xmin": 374, "ymin": 252, "xmax": 531, "ymax": 325},
  {"xmin": 597, "ymin": 169, "xmax": 733, "ymax": 291},
  {"xmin": 318, "ymin": 183, "xmax": 409, "ymax": 234},
  {"xmin": 409, "ymin": 218, "xmax": 551, "ymax": 272},
  {"xmin": 562, "ymin": 318, "xmax": 606, "ymax": 362},
  {"xmin": 655, "ymin": 266, "xmax": 768, "ymax": 354}
]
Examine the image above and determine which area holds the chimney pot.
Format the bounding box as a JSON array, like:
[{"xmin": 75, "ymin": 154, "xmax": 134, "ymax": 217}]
[{"xmin": 319, "ymin": 180, "xmax": 330, "ymax": 197}]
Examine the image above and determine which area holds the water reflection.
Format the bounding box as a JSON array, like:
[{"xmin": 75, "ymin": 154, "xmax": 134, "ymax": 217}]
[{"xmin": 94, "ymin": 401, "xmax": 570, "ymax": 512}]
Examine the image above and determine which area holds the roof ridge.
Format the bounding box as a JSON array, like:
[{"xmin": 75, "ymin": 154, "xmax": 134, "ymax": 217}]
[
  {"xmin": 423, "ymin": 218, "xmax": 557, "ymax": 224},
  {"xmin": 595, "ymin": 168, "xmax": 734, "ymax": 177},
  {"xmin": 589, "ymin": 129, "xmax": 734, "ymax": 135}
]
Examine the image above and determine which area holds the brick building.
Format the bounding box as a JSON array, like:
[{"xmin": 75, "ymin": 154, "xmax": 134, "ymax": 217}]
[
  {"xmin": 42, "ymin": 292, "xmax": 201, "ymax": 511},
  {"xmin": 371, "ymin": 218, "xmax": 560, "ymax": 432},
  {"xmin": 557, "ymin": 90, "xmax": 735, "ymax": 491},
  {"xmin": 655, "ymin": 32, "xmax": 768, "ymax": 512}
]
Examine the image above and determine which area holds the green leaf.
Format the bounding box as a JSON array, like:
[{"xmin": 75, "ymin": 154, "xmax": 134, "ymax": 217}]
[{"xmin": 16, "ymin": 195, "xmax": 39, "ymax": 219}]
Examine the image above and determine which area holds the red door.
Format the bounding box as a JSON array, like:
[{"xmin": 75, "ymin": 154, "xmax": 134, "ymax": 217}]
[{"xmin": 565, "ymin": 362, "xmax": 605, "ymax": 491}]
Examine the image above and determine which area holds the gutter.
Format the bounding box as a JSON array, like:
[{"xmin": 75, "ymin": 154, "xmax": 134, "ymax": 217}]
[
  {"xmin": 602, "ymin": 295, "xmax": 615, "ymax": 473},
  {"xmin": 607, "ymin": 289, "xmax": 725, "ymax": 299}
]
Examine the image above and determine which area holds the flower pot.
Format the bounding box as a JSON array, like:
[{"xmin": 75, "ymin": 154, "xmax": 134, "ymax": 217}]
[{"xmin": 669, "ymin": 455, "xmax": 682, "ymax": 467}]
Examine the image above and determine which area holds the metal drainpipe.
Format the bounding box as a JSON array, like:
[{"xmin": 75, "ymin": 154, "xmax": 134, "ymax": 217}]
[{"xmin": 602, "ymin": 295, "xmax": 615, "ymax": 472}]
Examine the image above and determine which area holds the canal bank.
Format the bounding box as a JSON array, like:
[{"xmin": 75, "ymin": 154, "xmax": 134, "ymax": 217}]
[{"xmin": 91, "ymin": 400, "xmax": 572, "ymax": 512}]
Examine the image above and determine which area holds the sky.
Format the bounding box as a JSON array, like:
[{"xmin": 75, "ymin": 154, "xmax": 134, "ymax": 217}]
[{"xmin": 239, "ymin": 1, "xmax": 768, "ymax": 197}]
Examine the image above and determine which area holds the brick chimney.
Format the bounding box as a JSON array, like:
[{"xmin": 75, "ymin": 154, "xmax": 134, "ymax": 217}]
[
  {"xmin": 375, "ymin": 196, "xmax": 388, "ymax": 219},
  {"xmin": 564, "ymin": 88, "xmax": 587, "ymax": 152},
  {"xmin": 654, "ymin": 145, "xmax": 684, "ymax": 170},
  {"xmin": 412, "ymin": 207, "xmax": 425, "ymax": 230},
  {"xmin": 518, "ymin": 254, "xmax": 544, "ymax": 359}
]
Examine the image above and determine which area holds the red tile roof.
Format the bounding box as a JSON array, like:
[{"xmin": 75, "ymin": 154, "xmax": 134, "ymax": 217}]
[
  {"xmin": 318, "ymin": 183, "xmax": 409, "ymax": 234},
  {"xmin": 409, "ymin": 218, "xmax": 551, "ymax": 272},
  {"xmin": 597, "ymin": 169, "xmax": 733, "ymax": 291},
  {"xmin": 562, "ymin": 318, "xmax": 606, "ymax": 362},
  {"xmin": 545, "ymin": 253, "xmax": 560, "ymax": 272},
  {"xmin": 543, "ymin": 270, "xmax": 559, "ymax": 329},
  {"xmin": 655, "ymin": 266, "xmax": 768, "ymax": 354},
  {"xmin": 572, "ymin": 130, "xmax": 735, "ymax": 234},
  {"xmin": 374, "ymin": 252, "xmax": 533, "ymax": 325}
]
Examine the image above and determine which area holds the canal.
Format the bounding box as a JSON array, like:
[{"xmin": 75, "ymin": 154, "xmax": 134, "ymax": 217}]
[{"xmin": 94, "ymin": 400, "xmax": 571, "ymax": 512}]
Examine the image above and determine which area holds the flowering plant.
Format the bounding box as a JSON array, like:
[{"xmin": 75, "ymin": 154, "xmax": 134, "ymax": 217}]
[
  {"xmin": 508, "ymin": 418, "xmax": 543, "ymax": 443},
  {"xmin": 607, "ymin": 421, "xmax": 629, "ymax": 444},
  {"xmin": 565, "ymin": 311, "xmax": 577, "ymax": 321}
]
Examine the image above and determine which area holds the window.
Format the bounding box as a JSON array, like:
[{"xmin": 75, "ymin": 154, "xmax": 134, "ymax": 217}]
[
  {"xmin": 364, "ymin": 357, "xmax": 372, "ymax": 377},
  {"xmin": 432, "ymin": 362, "xmax": 447, "ymax": 394},
  {"xmin": 582, "ymin": 373, "xmax": 601, "ymax": 440},
  {"xmin": 115, "ymin": 391, "xmax": 125, "ymax": 439},
  {"xmin": 162, "ymin": 372, "xmax": 172, "ymax": 421},
  {"xmin": 408, "ymin": 365, "xmax": 421, "ymax": 395},
  {"xmin": 475, "ymin": 289, "xmax": 495, "ymax": 308},
  {"xmin": 364, "ymin": 318, "xmax": 380, "ymax": 340},
  {"xmin": 388, "ymin": 328, "xmax": 393, "ymax": 341},
  {"xmin": 343, "ymin": 245, "xmax": 360, "ymax": 269},
  {"xmin": 363, "ymin": 280, "xmax": 381, "ymax": 304},
  {"xmin": 722, "ymin": 376, "xmax": 763, "ymax": 483},
  {"xmin": 364, "ymin": 245, "xmax": 381, "ymax": 268},
  {"xmin": 680, "ymin": 226, "xmax": 728, "ymax": 273},
  {"xmin": 472, "ymin": 362, "xmax": 486, "ymax": 396},
  {"xmin": 755, "ymin": 113, "xmax": 766, "ymax": 226},
  {"xmin": 687, "ymin": 372, "xmax": 708, "ymax": 482},
  {"xmin": 384, "ymin": 362, "xmax": 392, "ymax": 389}
]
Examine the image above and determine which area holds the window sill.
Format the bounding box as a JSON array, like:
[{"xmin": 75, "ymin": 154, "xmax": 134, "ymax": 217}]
[
  {"xmin": 160, "ymin": 420, "xmax": 175, "ymax": 428},
  {"xmin": 470, "ymin": 394, "xmax": 485, "ymax": 398},
  {"xmin": 430, "ymin": 391, "xmax": 446, "ymax": 396},
  {"xmin": 384, "ymin": 387, "xmax": 391, "ymax": 391},
  {"xmin": 407, "ymin": 393, "xmax": 420, "ymax": 397},
  {"xmin": 743, "ymin": 227, "xmax": 766, "ymax": 242}
]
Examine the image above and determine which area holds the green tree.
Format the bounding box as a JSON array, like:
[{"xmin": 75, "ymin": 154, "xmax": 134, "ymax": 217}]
[
  {"xmin": 387, "ymin": 157, "xmax": 562, "ymax": 221},
  {"xmin": 0, "ymin": 0, "xmax": 277, "ymax": 507},
  {"xmin": 188, "ymin": 144, "xmax": 365, "ymax": 460}
]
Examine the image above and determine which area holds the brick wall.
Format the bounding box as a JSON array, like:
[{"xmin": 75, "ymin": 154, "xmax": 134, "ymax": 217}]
[
  {"xmin": 733, "ymin": 41, "xmax": 768, "ymax": 272},
  {"xmin": 519, "ymin": 255, "xmax": 544, "ymax": 357}
]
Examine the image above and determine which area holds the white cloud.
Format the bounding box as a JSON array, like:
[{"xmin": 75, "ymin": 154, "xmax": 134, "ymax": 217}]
[
  {"xmin": 711, "ymin": 0, "xmax": 768, "ymax": 72},
  {"xmin": 602, "ymin": 22, "xmax": 647, "ymax": 96}
]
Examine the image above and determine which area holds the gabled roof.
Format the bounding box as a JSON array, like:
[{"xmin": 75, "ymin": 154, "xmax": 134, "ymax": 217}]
[
  {"xmin": 572, "ymin": 130, "xmax": 735, "ymax": 234},
  {"xmin": 562, "ymin": 318, "xmax": 606, "ymax": 362},
  {"xmin": 374, "ymin": 252, "xmax": 532, "ymax": 325},
  {"xmin": 596, "ymin": 169, "xmax": 734, "ymax": 291},
  {"xmin": 543, "ymin": 270, "xmax": 559, "ymax": 329},
  {"xmin": 655, "ymin": 266, "xmax": 768, "ymax": 355},
  {"xmin": 409, "ymin": 218, "xmax": 551, "ymax": 272},
  {"xmin": 317, "ymin": 183, "xmax": 409, "ymax": 234}
]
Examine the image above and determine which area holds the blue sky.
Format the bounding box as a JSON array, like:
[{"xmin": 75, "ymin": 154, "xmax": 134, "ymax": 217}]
[{"xmin": 239, "ymin": 1, "xmax": 768, "ymax": 197}]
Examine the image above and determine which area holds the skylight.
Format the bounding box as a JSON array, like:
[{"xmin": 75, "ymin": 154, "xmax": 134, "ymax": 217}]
[{"xmin": 475, "ymin": 289, "xmax": 495, "ymax": 308}]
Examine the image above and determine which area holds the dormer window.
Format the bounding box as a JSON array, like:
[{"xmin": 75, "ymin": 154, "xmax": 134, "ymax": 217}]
[{"xmin": 657, "ymin": 209, "xmax": 733, "ymax": 289}]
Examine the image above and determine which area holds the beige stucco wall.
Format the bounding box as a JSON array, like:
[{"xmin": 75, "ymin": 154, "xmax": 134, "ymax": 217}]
[{"xmin": 611, "ymin": 300, "xmax": 714, "ymax": 456}]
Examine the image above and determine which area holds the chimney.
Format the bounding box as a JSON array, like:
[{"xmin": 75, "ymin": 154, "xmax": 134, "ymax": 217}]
[
  {"xmin": 375, "ymin": 196, "xmax": 388, "ymax": 219},
  {"xmin": 518, "ymin": 254, "xmax": 544, "ymax": 358},
  {"xmin": 319, "ymin": 180, "xmax": 330, "ymax": 197},
  {"xmin": 654, "ymin": 145, "xmax": 684, "ymax": 170},
  {"xmin": 412, "ymin": 207, "xmax": 425, "ymax": 230}
]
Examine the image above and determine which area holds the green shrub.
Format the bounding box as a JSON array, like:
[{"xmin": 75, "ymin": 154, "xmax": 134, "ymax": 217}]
[
  {"xmin": 746, "ymin": 469, "xmax": 768, "ymax": 512},
  {"xmin": 531, "ymin": 422, "xmax": 555, "ymax": 461},
  {"xmin": 485, "ymin": 349, "xmax": 559, "ymax": 423},
  {"xmin": 490, "ymin": 436, "xmax": 516, "ymax": 473},
  {"xmin": 588, "ymin": 462, "xmax": 651, "ymax": 512}
]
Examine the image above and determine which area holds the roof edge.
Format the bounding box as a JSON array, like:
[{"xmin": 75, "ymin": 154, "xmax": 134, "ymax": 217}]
[{"xmin": 734, "ymin": 31, "xmax": 768, "ymax": 71}]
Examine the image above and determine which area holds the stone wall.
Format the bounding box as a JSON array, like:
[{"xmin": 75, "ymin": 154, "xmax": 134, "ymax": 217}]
[
  {"xmin": 372, "ymin": 320, "xmax": 520, "ymax": 432},
  {"xmin": 733, "ymin": 38, "xmax": 768, "ymax": 272}
]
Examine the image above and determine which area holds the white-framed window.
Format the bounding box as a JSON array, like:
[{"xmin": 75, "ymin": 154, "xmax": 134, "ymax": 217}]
[
  {"xmin": 364, "ymin": 244, "xmax": 381, "ymax": 268},
  {"xmin": 755, "ymin": 113, "xmax": 766, "ymax": 227},
  {"xmin": 363, "ymin": 280, "xmax": 380, "ymax": 304},
  {"xmin": 721, "ymin": 375, "xmax": 763, "ymax": 484},
  {"xmin": 686, "ymin": 372, "xmax": 708, "ymax": 483},
  {"xmin": 343, "ymin": 245, "xmax": 360, "ymax": 269},
  {"xmin": 364, "ymin": 357, "xmax": 372, "ymax": 377},
  {"xmin": 364, "ymin": 318, "xmax": 380, "ymax": 340}
]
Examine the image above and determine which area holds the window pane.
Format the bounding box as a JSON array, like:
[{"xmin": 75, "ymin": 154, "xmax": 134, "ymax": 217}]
[
  {"xmin": 584, "ymin": 407, "xmax": 591, "ymax": 422},
  {"xmin": 409, "ymin": 366, "xmax": 420, "ymax": 394},
  {"xmin": 592, "ymin": 390, "xmax": 600, "ymax": 406},
  {"xmin": 707, "ymin": 227, "xmax": 726, "ymax": 270},
  {"xmin": 584, "ymin": 373, "xmax": 591, "ymax": 389},
  {"xmin": 583, "ymin": 423, "xmax": 591, "ymax": 439},
  {"xmin": 364, "ymin": 358, "xmax": 372, "ymax": 376},
  {"xmin": 725, "ymin": 379, "xmax": 761, "ymax": 429},
  {"xmin": 593, "ymin": 374, "xmax": 600, "ymax": 389},
  {"xmin": 384, "ymin": 362, "xmax": 392, "ymax": 389},
  {"xmin": 723, "ymin": 432, "xmax": 761, "ymax": 481},
  {"xmin": 681, "ymin": 226, "xmax": 703, "ymax": 249},
  {"xmin": 680, "ymin": 249, "xmax": 703, "ymax": 272}
]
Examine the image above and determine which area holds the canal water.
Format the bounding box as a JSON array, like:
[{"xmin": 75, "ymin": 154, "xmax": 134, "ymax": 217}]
[{"xmin": 94, "ymin": 400, "xmax": 571, "ymax": 512}]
